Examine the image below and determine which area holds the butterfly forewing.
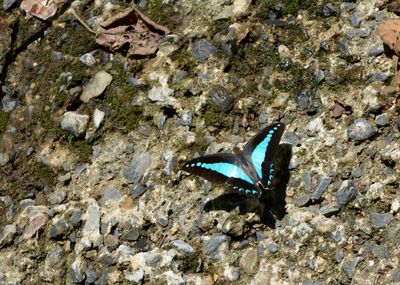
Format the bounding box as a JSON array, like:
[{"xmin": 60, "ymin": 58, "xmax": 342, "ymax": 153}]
[
  {"xmin": 182, "ymin": 153, "xmax": 254, "ymax": 185},
  {"xmin": 242, "ymin": 123, "xmax": 285, "ymax": 188}
]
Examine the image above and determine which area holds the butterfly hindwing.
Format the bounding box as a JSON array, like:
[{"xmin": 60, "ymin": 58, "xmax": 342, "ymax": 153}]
[
  {"xmin": 182, "ymin": 153, "xmax": 254, "ymax": 185},
  {"xmin": 242, "ymin": 123, "xmax": 285, "ymax": 188},
  {"xmin": 227, "ymin": 178, "xmax": 261, "ymax": 198}
]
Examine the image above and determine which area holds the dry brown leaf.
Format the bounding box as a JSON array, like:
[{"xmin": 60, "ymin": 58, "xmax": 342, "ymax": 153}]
[
  {"xmin": 20, "ymin": 0, "xmax": 57, "ymax": 21},
  {"xmin": 96, "ymin": 8, "xmax": 170, "ymax": 57},
  {"xmin": 331, "ymin": 101, "xmax": 352, "ymax": 118},
  {"xmin": 378, "ymin": 18, "xmax": 400, "ymax": 55}
]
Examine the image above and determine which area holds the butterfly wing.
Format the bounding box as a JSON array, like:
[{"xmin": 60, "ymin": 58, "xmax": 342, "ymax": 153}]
[
  {"xmin": 227, "ymin": 177, "xmax": 261, "ymax": 198},
  {"xmin": 242, "ymin": 123, "xmax": 285, "ymax": 188},
  {"xmin": 182, "ymin": 153, "xmax": 255, "ymax": 185}
]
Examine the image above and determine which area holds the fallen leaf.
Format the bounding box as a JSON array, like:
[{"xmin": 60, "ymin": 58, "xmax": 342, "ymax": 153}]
[
  {"xmin": 20, "ymin": 0, "xmax": 57, "ymax": 21},
  {"xmin": 378, "ymin": 18, "xmax": 400, "ymax": 55},
  {"xmin": 331, "ymin": 101, "xmax": 352, "ymax": 118},
  {"xmin": 96, "ymin": 8, "xmax": 170, "ymax": 57},
  {"xmin": 377, "ymin": 0, "xmax": 400, "ymax": 13}
]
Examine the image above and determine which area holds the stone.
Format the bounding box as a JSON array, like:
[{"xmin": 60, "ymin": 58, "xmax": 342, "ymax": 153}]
[
  {"xmin": 125, "ymin": 270, "xmax": 144, "ymax": 283},
  {"xmin": 375, "ymin": 113, "xmax": 389, "ymax": 126},
  {"xmin": 233, "ymin": 0, "xmax": 251, "ymax": 17},
  {"xmin": 93, "ymin": 109, "xmax": 105, "ymax": 128},
  {"xmin": 2, "ymin": 95, "xmax": 18, "ymax": 112},
  {"xmin": 282, "ymin": 131, "xmax": 301, "ymax": 146},
  {"xmin": 347, "ymin": 118, "xmax": 376, "ymax": 141},
  {"xmin": 61, "ymin": 111, "xmax": 89, "ymax": 136},
  {"xmin": 0, "ymin": 224, "xmax": 16, "ymax": 248},
  {"xmin": 162, "ymin": 149, "xmax": 175, "ymax": 175},
  {"xmin": 100, "ymin": 186, "xmax": 122, "ymax": 206},
  {"xmin": 148, "ymin": 86, "xmax": 174, "ymax": 102},
  {"xmin": 191, "ymin": 39, "xmax": 217, "ymax": 61},
  {"xmin": 79, "ymin": 53, "xmax": 96, "ymax": 66},
  {"xmin": 239, "ymin": 248, "xmax": 258, "ymax": 273},
  {"xmin": 80, "ymin": 71, "xmax": 113, "ymax": 103},
  {"xmin": 322, "ymin": 3, "xmax": 340, "ymax": 17},
  {"xmin": 210, "ymin": 85, "xmax": 234, "ymax": 112},
  {"xmin": 48, "ymin": 191, "xmax": 67, "ymax": 205},
  {"xmin": 71, "ymin": 256, "xmax": 87, "ymax": 283},
  {"xmin": 0, "ymin": 195, "xmax": 14, "ymax": 222},
  {"xmin": 128, "ymin": 77, "xmax": 147, "ymax": 88},
  {"xmin": 50, "ymin": 220, "xmax": 69, "ymax": 240},
  {"xmin": 267, "ymin": 241, "xmax": 278, "ymax": 253},
  {"xmin": 170, "ymin": 240, "xmax": 195, "ymax": 255},
  {"xmin": 312, "ymin": 177, "xmax": 332, "ymax": 200},
  {"xmin": 336, "ymin": 181, "xmax": 357, "ymax": 209},
  {"xmin": 3, "ymin": 0, "xmax": 17, "ymax": 10},
  {"xmin": 79, "ymin": 198, "xmax": 102, "ymax": 249},
  {"xmin": 349, "ymin": 14, "xmax": 362, "ymax": 27},
  {"xmin": 123, "ymin": 152, "xmax": 152, "ymax": 184},
  {"xmin": 341, "ymin": 257, "xmax": 363, "ymax": 278},
  {"xmin": 368, "ymin": 45, "xmax": 384, "ymax": 57},
  {"xmin": 224, "ymin": 266, "xmax": 240, "ymax": 281},
  {"xmin": 23, "ymin": 213, "xmax": 48, "ymax": 239},
  {"xmin": 370, "ymin": 212, "xmax": 393, "ymax": 229},
  {"xmin": 319, "ymin": 203, "xmax": 340, "ymax": 217},
  {"xmin": 203, "ymin": 234, "xmax": 230, "ymax": 255},
  {"xmin": 130, "ymin": 184, "xmax": 146, "ymax": 199},
  {"xmin": 177, "ymin": 111, "xmax": 193, "ymax": 126}
]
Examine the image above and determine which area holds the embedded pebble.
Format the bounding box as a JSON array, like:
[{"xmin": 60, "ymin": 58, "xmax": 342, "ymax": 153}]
[
  {"xmin": 347, "ymin": 118, "xmax": 376, "ymax": 141},
  {"xmin": 336, "ymin": 181, "xmax": 357, "ymax": 209},
  {"xmin": 123, "ymin": 152, "xmax": 152, "ymax": 184},
  {"xmin": 60, "ymin": 111, "xmax": 89, "ymax": 137},
  {"xmin": 311, "ymin": 177, "xmax": 332, "ymax": 200},
  {"xmin": 79, "ymin": 53, "xmax": 96, "ymax": 66},
  {"xmin": 370, "ymin": 212, "xmax": 393, "ymax": 229},
  {"xmin": 80, "ymin": 71, "xmax": 113, "ymax": 103},
  {"xmin": 191, "ymin": 39, "xmax": 217, "ymax": 61},
  {"xmin": 375, "ymin": 113, "xmax": 389, "ymax": 126},
  {"xmin": 93, "ymin": 109, "xmax": 105, "ymax": 129}
]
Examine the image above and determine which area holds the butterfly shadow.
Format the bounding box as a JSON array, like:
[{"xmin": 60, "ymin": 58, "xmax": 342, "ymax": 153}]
[{"xmin": 203, "ymin": 143, "xmax": 292, "ymax": 228}]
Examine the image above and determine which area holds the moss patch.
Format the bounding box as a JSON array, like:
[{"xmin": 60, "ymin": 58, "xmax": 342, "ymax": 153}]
[{"xmin": 0, "ymin": 111, "xmax": 10, "ymax": 136}]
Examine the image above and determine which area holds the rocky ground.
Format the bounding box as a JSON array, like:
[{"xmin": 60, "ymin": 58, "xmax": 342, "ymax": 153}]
[{"xmin": 0, "ymin": 0, "xmax": 399, "ymax": 284}]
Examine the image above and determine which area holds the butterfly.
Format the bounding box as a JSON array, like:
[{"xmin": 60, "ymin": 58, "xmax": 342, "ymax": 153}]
[{"xmin": 182, "ymin": 123, "xmax": 285, "ymax": 198}]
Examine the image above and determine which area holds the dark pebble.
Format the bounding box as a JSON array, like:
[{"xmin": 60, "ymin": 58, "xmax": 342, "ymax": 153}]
[
  {"xmin": 191, "ymin": 39, "xmax": 218, "ymax": 62},
  {"xmin": 128, "ymin": 77, "xmax": 147, "ymax": 89},
  {"xmin": 130, "ymin": 184, "xmax": 146, "ymax": 199},
  {"xmin": 210, "ymin": 85, "xmax": 234, "ymax": 112},
  {"xmin": 351, "ymin": 162, "xmax": 366, "ymax": 178},
  {"xmin": 50, "ymin": 220, "xmax": 69, "ymax": 240},
  {"xmin": 370, "ymin": 212, "xmax": 393, "ymax": 229},
  {"xmin": 294, "ymin": 194, "xmax": 311, "ymax": 207},
  {"xmin": 349, "ymin": 14, "xmax": 362, "ymax": 27},
  {"xmin": 303, "ymin": 171, "xmax": 312, "ymax": 193},
  {"xmin": 336, "ymin": 182, "xmax": 357, "ymax": 209},
  {"xmin": 203, "ymin": 234, "xmax": 230, "ymax": 255},
  {"xmin": 322, "ymin": 3, "xmax": 340, "ymax": 17},
  {"xmin": 341, "ymin": 257, "xmax": 363, "ymax": 278},
  {"xmin": 347, "ymin": 118, "xmax": 376, "ymax": 141},
  {"xmin": 368, "ymin": 45, "xmax": 384, "ymax": 57},
  {"xmin": 375, "ymin": 113, "xmax": 389, "ymax": 126},
  {"xmin": 311, "ymin": 177, "xmax": 332, "ymax": 200},
  {"xmin": 282, "ymin": 131, "xmax": 301, "ymax": 146}
]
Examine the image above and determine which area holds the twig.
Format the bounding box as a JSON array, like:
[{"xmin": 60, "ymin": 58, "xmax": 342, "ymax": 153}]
[{"xmin": 70, "ymin": 8, "xmax": 97, "ymax": 35}]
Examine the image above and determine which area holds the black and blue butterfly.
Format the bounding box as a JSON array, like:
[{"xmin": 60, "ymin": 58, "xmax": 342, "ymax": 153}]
[{"xmin": 182, "ymin": 123, "xmax": 285, "ymax": 198}]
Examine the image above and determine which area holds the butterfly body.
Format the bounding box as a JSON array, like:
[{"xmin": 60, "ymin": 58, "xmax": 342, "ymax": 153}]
[{"xmin": 183, "ymin": 123, "xmax": 285, "ymax": 198}]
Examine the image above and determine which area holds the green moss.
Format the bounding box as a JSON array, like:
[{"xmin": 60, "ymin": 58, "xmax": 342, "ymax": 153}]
[
  {"xmin": 72, "ymin": 140, "xmax": 92, "ymax": 163},
  {"xmin": 33, "ymin": 162, "xmax": 56, "ymax": 189},
  {"xmin": 203, "ymin": 109, "xmax": 219, "ymax": 126},
  {"xmin": 0, "ymin": 111, "xmax": 10, "ymax": 135},
  {"xmin": 272, "ymin": 62, "xmax": 316, "ymax": 96}
]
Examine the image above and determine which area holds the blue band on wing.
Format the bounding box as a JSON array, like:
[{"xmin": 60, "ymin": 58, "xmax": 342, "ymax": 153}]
[
  {"xmin": 189, "ymin": 162, "xmax": 254, "ymax": 185},
  {"xmin": 251, "ymin": 127, "xmax": 279, "ymax": 179}
]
